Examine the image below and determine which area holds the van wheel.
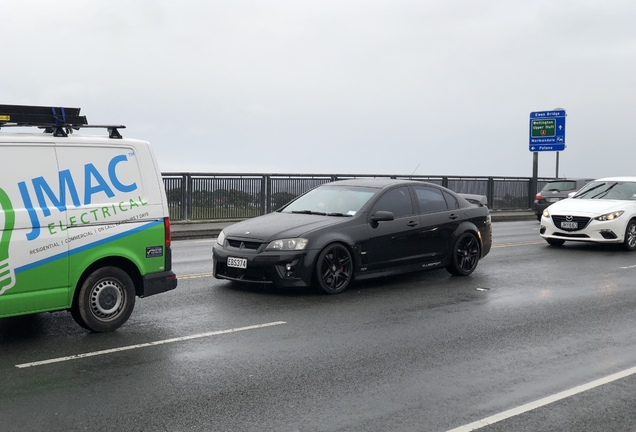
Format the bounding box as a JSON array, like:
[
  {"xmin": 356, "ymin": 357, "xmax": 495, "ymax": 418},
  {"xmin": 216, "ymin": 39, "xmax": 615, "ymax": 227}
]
[
  {"xmin": 446, "ymin": 233, "xmax": 480, "ymax": 276},
  {"xmin": 315, "ymin": 244, "xmax": 353, "ymax": 294},
  {"xmin": 72, "ymin": 267, "xmax": 136, "ymax": 332}
]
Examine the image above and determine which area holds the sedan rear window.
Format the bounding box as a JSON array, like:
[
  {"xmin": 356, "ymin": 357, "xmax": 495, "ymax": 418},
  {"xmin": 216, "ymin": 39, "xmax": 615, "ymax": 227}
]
[{"xmin": 541, "ymin": 180, "xmax": 577, "ymax": 191}]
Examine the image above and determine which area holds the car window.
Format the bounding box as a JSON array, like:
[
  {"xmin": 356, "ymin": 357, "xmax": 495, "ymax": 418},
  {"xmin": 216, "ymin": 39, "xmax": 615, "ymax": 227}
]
[
  {"xmin": 413, "ymin": 186, "xmax": 449, "ymax": 213},
  {"xmin": 542, "ymin": 180, "xmax": 577, "ymax": 191},
  {"xmin": 574, "ymin": 181, "xmax": 636, "ymax": 200},
  {"xmin": 442, "ymin": 191, "xmax": 459, "ymax": 210},
  {"xmin": 282, "ymin": 186, "xmax": 376, "ymax": 215},
  {"xmin": 373, "ymin": 186, "xmax": 414, "ymax": 218}
]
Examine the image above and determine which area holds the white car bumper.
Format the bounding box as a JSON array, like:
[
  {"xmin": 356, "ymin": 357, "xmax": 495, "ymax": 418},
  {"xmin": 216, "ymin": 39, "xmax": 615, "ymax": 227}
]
[{"xmin": 540, "ymin": 214, "xmax": 628, "ymax": 244}]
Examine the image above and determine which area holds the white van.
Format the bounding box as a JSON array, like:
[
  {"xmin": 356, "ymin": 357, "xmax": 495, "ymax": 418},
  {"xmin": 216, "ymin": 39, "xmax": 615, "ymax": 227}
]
[{"xmin": 0, "ymin": 104, "xmax": 177, "ymax": 332}]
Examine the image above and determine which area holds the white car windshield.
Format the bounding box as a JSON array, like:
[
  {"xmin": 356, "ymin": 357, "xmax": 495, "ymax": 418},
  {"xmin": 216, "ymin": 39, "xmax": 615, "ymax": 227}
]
[
  {"xmin": 282, "ymin": 186, "xmax": 376, "ymax": 216},
  {"xmin": 573, "ymin": 181, "xmax": 636, "ymax": 200}
]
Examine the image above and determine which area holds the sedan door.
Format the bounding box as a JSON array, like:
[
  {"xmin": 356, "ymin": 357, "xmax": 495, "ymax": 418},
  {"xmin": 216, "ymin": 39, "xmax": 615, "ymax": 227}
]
[
  {"xmin": 360, "ymin": 186, "xmax": 421, "ymax": 271},
  {"xmin": 412, "ymin": 185, "xmax": 461, "ymax": 264}
]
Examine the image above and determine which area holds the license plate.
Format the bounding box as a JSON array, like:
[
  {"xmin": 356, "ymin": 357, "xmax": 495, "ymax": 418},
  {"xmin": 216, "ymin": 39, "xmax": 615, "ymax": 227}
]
[
  {"xmin": 560, "ymin": 221, "xmax": 578, "ymax": 229},
  {"xmin": 227, "ymin": 257, "xmax": 247, "ymax": 269},
  {"xmin": 546, "ymin": 197, "xmax": 561, "ymax": 202}
]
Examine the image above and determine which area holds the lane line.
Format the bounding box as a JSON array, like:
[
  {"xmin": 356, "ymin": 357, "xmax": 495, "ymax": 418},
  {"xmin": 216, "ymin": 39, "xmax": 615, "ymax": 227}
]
[
  {"xmin": 620, "ymin": 264, "xmax": 636, "ymax": 269},
  {"xmin": 15, "ymin": 321, "xmax": 287, "ymax": 369},
  {"xmin": 492, "ymin": 241, "xmax": 545, "ymax": 248},
  {"xmin": 178, "ymin": 272, "xmax": 214, "ymax": 280},
  {"xmin": 446, "ymin": 365, "xmax": 636, "ymax": 432}
]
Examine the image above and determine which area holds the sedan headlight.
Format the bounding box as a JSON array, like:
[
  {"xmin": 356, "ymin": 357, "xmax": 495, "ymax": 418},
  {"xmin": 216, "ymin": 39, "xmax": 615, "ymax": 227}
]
[
  {"xmin": 265, "ymin": 238, "xmax": 308, "ymax": 251},
  {"xmin": 542, "ymin": 209, "xmax": 550, "ymax": 219},
  {"xmin": 595, "ymin": 210, "xmax": 624, "ymax": 221},
  {"xmin": 217, "ymin": 230, "xmax": 226, "ymax": 245}
]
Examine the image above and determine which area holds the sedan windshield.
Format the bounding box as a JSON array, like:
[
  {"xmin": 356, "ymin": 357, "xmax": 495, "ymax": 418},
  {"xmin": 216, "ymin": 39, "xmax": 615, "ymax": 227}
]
[
  {"xmin": 282, "ymin": 186, "xmax": 376, "ymax": 216},
  {"xmin": 573, "ymin": 181, "xmax": 636, "ymax": 200}
]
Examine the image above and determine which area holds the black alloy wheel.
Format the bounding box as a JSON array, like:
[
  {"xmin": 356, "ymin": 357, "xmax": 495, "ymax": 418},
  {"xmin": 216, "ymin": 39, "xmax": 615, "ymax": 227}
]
[
  {"xmin": 315, "ymin": 243, "xmax": 353, "ymax": 294},
  {"xmin": 446, "ymin": 233, "xmax": 480, "ymax": 276}
]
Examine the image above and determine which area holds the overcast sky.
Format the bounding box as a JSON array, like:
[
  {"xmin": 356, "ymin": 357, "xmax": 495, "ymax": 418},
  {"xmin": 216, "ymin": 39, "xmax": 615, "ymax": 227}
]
[{"xmin": 2, "ymin": 1, "xmax": 635, "ymax": 179}]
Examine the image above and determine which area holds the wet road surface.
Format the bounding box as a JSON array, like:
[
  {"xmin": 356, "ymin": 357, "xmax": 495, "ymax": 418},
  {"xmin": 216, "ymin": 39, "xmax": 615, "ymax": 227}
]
[{"xmin": 2, "ymin": 220, "xmax": 636, "ymax": 431}]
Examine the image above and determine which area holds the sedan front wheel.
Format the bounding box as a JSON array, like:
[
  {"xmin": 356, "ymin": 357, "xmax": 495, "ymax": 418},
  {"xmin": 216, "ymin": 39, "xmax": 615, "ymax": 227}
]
[
  {"xmin": 315, "ymin": 243, "xmax": 353, "ymax": 294},
  {"xmin": 623, "ymin": 219, "xmax": 636, "ymax": 251}
]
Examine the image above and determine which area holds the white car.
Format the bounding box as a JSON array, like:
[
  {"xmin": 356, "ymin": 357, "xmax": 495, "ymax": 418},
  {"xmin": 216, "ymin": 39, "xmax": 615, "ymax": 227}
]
[{"xmin": 540, "ymin": 177, "xmax": 636, "ymax": 250}]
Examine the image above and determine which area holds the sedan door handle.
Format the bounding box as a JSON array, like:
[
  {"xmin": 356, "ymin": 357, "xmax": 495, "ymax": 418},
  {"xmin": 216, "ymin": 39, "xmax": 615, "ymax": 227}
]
[
  {"xmin": 407, "ymin": 221, "xmax": 419, "ymax": 227},
  {"xmin": 449, "ymin": 214, "xmax": 459, "ymax": 220}
]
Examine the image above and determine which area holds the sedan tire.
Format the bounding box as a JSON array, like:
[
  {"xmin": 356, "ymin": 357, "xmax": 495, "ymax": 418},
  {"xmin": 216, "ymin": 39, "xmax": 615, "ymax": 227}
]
[
  {"xmin": 315, "ymin": 243, "xmax": 353, "ymax": 294},
  {"xmin": 546, "ymin": 238, "xmax": 566, "ymax": 247},
  {"xmin": 446, "ymin": 233, "xmax": 480, "ymax": 276},
  {"xmin": 623, "ymin": 219, "xmax": 636, "ymax": 251}
]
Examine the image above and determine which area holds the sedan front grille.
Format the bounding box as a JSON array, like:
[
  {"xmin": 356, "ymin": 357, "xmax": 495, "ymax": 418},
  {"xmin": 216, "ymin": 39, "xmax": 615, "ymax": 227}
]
[
  {"xmin": 227, "ymin": 239, "xmax": 262, "ymax": 250},
  {"xmin": 551, "ymin": 215, "xmax": 591, "ymax": 231}
]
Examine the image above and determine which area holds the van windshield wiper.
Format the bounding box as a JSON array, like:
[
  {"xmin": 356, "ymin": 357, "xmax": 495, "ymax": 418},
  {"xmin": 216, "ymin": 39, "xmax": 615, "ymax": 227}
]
[{"xmin": 326, "ymin": 212, "xmax": 352, "ymax": 217}]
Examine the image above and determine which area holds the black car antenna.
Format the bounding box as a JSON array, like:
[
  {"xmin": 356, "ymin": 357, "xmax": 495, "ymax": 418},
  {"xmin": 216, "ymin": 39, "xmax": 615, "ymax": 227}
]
[{"xmin": 409, "ymin": 163, "xmax": 420, "ymax": 179}]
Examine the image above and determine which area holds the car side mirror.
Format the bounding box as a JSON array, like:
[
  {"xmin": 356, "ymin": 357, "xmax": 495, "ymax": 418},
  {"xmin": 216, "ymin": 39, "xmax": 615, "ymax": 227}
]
[{"xmin": 371, "ymin": 211, "xmax": 395, "ymax": 223}]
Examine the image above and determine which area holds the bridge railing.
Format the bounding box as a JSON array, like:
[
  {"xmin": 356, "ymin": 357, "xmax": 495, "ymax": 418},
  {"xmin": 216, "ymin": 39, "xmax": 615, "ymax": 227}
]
[{"xmin": 162, "ymin": 173, "xmax": 552, "ymax": 221}]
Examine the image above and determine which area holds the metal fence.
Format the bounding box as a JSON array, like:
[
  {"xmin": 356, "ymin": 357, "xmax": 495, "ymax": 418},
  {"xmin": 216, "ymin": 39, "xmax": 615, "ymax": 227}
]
[{"xmin": 162, "ymin": 173, "xmax": 552, "ymax": 221}]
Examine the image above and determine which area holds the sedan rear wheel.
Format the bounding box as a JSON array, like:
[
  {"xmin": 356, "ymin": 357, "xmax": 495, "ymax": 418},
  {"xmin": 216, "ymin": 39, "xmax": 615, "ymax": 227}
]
[
  {"xmin": 446, "ymin": 233, "xmax": 480, "ymax": 276},
  {"xmin": 623, "ymin": 220, "xmax": 636, "ymax": 251},
  {"xmin": 315, "ymin": 244, "xmax": 353, "ymax": 294}
]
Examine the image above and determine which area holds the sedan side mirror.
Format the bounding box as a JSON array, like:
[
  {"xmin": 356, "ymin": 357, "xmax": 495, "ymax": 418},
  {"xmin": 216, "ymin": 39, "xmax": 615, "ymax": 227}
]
[{"xmin": 371, "ymin": 211, "xmax": 395, "ymax": 223}]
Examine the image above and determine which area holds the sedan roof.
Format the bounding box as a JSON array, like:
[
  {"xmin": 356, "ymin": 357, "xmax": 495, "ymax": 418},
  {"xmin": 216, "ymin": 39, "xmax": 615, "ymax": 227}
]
[
  {"xmin": 593, "ymin": 177, "xmax": 636, "ymax": 182},
  {"xmin": 328, "ymin": 178, "xmax": 435, "ymax": 189}
]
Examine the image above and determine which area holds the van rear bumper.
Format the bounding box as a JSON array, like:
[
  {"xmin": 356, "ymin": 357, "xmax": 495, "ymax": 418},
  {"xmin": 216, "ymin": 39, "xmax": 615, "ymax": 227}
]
[{"xmin": 141, "ymin": 271, "xmax": 178, "ymax": 297}]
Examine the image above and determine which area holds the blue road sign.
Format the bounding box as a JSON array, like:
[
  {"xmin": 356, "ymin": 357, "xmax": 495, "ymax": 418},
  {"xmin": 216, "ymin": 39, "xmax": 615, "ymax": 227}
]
[{"xmin": 529, "ymin": 110, "xmax": 566, "ymax": 152}]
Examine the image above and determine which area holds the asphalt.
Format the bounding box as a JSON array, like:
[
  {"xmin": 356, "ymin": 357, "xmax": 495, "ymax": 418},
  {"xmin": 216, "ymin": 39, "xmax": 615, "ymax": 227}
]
[{"xmin": 170, "ymin": 209, "xmax": 536, "ymax": 240}]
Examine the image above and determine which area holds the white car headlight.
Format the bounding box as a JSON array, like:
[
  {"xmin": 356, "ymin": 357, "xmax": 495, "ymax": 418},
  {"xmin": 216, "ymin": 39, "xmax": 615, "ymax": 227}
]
[
  {"xmin": 595, "ymin": 210, "xmax": 624, "ymax": 221},
  {"xmin": 542, "ymin": 209, "xmax": 550, "ymax": 218},
  {"xmin": 265, "ymin": 238, "xmax": 308, "ymax": 251},
  {"xmin": 217, "ymin": 230, "xmax": 226, "ymax": 245}
]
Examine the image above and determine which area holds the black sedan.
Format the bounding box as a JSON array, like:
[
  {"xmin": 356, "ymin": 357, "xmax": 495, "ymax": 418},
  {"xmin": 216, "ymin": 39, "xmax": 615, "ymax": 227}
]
[{"xmin": 213, "ymin": 179, "xmax": 492, "ymax": 294}]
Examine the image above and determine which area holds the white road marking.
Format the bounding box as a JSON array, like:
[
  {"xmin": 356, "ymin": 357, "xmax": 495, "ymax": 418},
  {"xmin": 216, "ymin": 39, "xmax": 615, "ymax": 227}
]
[
  {"xmin": 178, "ymin": 272, "xmax": 214, "ymax": 279},
  {"xmin": 620, "ymin": 264, "xmax": 636, "ymax": 269},
  {"xmin": 492, "ymin": 241, "xmax": 545, "ymax": 248},
  {"xmin": 446, "ymin": 365, "xmax": 636, "ymax": 431},
  {"xmin": 15, "ymin": 321, "xmax": 287, "ymax": 369}
]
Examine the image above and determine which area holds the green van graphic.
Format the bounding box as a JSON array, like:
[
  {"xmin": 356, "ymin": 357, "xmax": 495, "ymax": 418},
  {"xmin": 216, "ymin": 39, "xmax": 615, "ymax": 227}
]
[{"xmin": 0, "ymin": 187, "xmax": 15, "ymax": 295}]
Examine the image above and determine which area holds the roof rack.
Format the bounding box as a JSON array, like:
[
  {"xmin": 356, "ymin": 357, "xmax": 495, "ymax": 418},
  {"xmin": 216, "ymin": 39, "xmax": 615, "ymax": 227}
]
[{"xmin": 0, "ymin": 104, "xmax": 126, "ymax": 139}]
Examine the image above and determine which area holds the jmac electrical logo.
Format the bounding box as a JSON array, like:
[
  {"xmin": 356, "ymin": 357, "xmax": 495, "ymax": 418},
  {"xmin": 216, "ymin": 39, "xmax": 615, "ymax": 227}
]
[
  {"xmin": 0, "ymin": 187, "xmax": 15, "ymax": 295},
  {"xmin": 17, "ymin": 154, "xmax": 139, "ymax": 242}
]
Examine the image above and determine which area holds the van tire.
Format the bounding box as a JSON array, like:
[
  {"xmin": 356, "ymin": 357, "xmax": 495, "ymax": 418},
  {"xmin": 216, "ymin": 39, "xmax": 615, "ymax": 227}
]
[{"xmin": 72, "ymin": 267, "xmax": 136, "ymax": 332}]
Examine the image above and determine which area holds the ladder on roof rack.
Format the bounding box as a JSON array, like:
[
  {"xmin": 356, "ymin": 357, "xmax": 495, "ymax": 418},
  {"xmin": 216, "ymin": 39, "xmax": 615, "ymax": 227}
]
[{"xmin": 0, "ymin": 104, "xmax": 126, "ymax": 139}]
